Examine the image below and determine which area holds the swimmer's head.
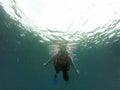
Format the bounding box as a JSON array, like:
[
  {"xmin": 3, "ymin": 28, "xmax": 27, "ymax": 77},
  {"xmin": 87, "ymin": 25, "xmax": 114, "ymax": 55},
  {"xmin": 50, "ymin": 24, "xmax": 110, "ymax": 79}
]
[{"xmin": 59, "ymin": 44, "xmax": 67, "ymax": 53}]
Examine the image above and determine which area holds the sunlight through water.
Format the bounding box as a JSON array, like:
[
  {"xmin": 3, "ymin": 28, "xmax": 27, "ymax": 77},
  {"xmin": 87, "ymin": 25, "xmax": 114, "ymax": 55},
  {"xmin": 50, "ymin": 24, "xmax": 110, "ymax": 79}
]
[{"xmin": 0, "ymin": 0, "xmax": 120, "ymax": 46}]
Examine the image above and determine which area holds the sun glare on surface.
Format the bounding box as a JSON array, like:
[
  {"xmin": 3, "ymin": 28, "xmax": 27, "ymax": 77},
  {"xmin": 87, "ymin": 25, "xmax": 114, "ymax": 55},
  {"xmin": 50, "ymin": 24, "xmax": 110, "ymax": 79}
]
[{"xmin": 15, "ymin": 0, "xmax": 120, "ymax": 32}]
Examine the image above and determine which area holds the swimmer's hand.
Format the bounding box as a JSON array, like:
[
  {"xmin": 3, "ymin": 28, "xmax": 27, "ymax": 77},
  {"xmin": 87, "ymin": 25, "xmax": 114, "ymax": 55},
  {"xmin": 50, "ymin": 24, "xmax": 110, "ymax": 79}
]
[
  {"xmin": 76, "ymin": 69, "xmax": 80, "ymax": 75},
  {"xmin": 43, "ymin": 63, "xmax": 47, "ymax": 66}
]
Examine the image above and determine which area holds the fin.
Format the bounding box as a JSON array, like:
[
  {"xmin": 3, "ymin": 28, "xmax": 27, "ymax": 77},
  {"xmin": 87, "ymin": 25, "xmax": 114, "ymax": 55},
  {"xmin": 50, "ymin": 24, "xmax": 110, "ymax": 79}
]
[{"xmin": 53, "ymin": 76, "xmax": 58, "ymax": 85}]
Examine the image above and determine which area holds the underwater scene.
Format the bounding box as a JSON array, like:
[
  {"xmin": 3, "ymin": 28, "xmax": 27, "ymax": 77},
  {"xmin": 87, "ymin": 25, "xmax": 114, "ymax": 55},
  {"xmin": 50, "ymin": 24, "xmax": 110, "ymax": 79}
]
[{"xmin": 0, "ymin": 0, "xmax": 120, "ymax": 90}]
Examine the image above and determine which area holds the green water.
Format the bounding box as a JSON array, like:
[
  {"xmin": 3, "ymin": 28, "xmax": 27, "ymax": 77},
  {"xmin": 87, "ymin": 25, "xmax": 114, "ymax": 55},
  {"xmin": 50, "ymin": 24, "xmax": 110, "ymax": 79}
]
[{"xmin": 0, "ymin": 3, "xmax": 120, "ymax": 90}]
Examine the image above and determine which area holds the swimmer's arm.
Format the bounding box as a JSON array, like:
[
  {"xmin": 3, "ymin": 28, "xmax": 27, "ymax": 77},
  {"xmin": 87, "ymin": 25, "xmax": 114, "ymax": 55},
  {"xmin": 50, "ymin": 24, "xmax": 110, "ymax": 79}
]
[
  {"xmin": 71, "ymin": 60, "xmax": 79, "ymax": 74},
  {"xmin": 43, "ymin": 56, "xmax": 54, "ymax": 66}
]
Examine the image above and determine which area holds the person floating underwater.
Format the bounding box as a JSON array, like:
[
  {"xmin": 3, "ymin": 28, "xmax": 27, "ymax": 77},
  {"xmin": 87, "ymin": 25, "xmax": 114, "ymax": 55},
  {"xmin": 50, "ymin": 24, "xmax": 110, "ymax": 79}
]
[{"xmin": 43, "ymin": 44, "xmax": 79, "ymax": 82}]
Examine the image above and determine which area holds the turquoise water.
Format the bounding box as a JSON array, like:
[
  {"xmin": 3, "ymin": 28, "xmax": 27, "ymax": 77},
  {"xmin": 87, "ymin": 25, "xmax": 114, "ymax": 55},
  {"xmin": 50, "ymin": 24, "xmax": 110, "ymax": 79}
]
[{"xmin": 0, "ymin": 1, "xmax": 120, "ymax": 90}]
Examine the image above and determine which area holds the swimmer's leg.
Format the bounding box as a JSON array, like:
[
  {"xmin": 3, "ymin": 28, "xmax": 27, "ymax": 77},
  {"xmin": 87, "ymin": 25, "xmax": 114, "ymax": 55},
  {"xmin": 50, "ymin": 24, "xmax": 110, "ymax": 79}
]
[
  {"xmin": 62, "ymin": 70, "xmax": 69, "ymax": 81},
  {"xmin": 53, "ymin": 69, "xmax": 59, "ymax": 85},
  {"xmin": 54, "ymin": 70, "xmax": 59, "ymax": 78}
]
